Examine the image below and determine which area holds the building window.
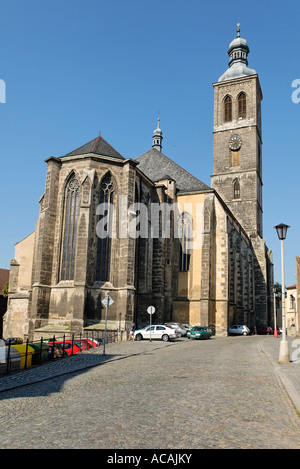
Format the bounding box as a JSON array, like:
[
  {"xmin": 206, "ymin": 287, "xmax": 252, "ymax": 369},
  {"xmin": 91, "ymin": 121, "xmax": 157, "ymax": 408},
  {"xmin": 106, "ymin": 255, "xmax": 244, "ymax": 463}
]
[
  {"xmin": 96, "ymin": 173, "xmax": 114, "ymax": 282},
  {"xmin": 233, "ymin": 179, "xmax": 240, "ymax": 199},
  {"xmin": 224, "ymin": 95, "xmax": 232, "ymax": 122},
  {"xmin": 238, "ymin": 92, "xmax": 246, "ymax": 118},
  {"xmin": 61, "ymin": 177, "xmax": 80, "ymax": 280},
  {"xmin": 179, "ymin": 213, "xmax": 192, "ymax": 272}
]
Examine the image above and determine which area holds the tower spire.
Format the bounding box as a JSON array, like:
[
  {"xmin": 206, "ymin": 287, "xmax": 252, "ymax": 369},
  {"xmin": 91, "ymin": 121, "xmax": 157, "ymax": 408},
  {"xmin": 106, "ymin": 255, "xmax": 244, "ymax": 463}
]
[
  {"xmin": 152, "ymin": 117, "xmax": 163, "ymax": 152},
  {"xmin": 218, "ymin": 26, "xmax": 256, "ymax": 82}
]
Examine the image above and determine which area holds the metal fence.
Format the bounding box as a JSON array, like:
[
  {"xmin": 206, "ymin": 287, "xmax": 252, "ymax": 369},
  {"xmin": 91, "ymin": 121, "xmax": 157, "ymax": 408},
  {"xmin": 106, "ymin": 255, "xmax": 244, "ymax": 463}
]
[{"xmin": 0, "ymin": 330, "xmax": 119, "ymax": 376}]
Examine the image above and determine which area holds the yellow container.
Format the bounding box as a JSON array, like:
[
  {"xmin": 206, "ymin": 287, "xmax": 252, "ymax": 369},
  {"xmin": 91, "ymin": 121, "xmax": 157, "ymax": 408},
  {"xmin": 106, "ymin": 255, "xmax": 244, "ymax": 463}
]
[{"xmin": 11, "ymin": 345, "xmax": 35, "ymax": 369}]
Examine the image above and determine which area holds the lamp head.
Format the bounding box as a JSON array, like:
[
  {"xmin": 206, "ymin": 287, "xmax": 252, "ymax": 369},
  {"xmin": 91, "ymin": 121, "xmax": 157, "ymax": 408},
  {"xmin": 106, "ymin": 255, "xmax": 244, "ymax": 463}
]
[{"xmin": 274, "ymin": 223, "xmax": 290, "ymax": 240}]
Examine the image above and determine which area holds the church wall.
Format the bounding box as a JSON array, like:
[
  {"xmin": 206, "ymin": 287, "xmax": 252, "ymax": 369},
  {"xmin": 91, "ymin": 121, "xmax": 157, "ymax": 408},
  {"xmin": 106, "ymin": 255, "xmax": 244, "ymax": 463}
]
[
  {"xmin": 171, "ymin": 191, "xmax": 241, "ymax": 336},
  {"xmin": 3, "ymin": 232, "xmax": 35, "ymax": 339},
  {"xmin": 45, "ymin": 156, "xmax": 139, "ymax": 333}
]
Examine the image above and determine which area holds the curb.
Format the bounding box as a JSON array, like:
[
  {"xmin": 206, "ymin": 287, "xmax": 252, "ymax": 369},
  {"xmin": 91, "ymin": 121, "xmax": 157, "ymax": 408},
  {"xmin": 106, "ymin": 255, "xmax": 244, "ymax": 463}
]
[{"xmin": 260, "ymin": 343, "xmax": 300, "ymax": 417}]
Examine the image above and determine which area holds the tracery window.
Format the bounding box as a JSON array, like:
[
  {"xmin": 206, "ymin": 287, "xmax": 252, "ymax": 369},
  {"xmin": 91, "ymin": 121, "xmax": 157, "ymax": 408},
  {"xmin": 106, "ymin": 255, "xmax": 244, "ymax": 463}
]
[
  {"xmin": 61, "ymin": 177, "xmax": 80, "ymax": 280},
  {"xmin": 96, "ymin": 173, "xmax": 114, "ymax": 282},
  {"xmin": 238, "ymin": 92, "xmax": 246, "ymax": 118},
  {"xmin": 179, "ymin": 212, "xmax": 192, "ymax": 272},
  {"xmin": 224, "ymin": 95, "xmax": 232, "ymax": 122}
]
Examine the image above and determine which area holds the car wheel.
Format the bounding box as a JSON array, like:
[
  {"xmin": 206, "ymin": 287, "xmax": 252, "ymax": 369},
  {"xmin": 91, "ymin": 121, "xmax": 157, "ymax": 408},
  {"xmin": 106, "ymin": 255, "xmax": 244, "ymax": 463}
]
[
  {"xmin": 162, "ymin": 334, "xmax": 169, "ymax": 342},
  {"xmin": 242, "ymin": 332, "xmax": 247, "ymax": 336},
  {"xmin": 135, "ymin": 334, "xmax": 143, "ymax": 341}
]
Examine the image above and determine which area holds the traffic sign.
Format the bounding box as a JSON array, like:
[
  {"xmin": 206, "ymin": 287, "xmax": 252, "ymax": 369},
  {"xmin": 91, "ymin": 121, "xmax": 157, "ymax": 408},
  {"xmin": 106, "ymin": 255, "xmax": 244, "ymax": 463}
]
[
  {"xmin": 147, "ymin": 306, "xmax": 155, "ymax": 315},
  {"xmin": 102, "ymin": 295, "xmax": 114, "ymax": 307}
]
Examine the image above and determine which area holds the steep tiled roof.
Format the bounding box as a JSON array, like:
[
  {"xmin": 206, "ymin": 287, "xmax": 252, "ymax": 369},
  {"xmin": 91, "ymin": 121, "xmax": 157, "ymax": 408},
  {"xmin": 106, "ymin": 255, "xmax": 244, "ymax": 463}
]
[
  {"xmin": 135, "ymin": 148, "xmax": 211, "ymax": 193},
  {"xmin": 61, "ymin": 135, "xmax": 125, "ymax": 160}
]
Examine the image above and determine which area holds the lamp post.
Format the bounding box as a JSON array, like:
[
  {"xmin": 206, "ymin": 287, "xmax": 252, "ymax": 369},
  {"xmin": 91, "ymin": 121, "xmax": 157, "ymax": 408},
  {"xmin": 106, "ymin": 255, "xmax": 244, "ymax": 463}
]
[
  {"xmin": 274, "ymin": 223, "xmax": 290, "ymax": 364},
  {"xmin": 273, "ymin": 286, "xmax": 278, "ymax": 338}
]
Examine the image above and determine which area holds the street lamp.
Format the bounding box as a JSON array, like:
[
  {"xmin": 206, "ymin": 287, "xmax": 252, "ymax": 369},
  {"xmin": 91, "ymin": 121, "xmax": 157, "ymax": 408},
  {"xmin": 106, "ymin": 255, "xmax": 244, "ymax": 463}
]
[
  {"xmin": 274, "ymin": 223, "xmax": 290, "ymax": 364},
  {"xmin": 273, "ymin": 286, "xmax": 278, "ymax": 338}
]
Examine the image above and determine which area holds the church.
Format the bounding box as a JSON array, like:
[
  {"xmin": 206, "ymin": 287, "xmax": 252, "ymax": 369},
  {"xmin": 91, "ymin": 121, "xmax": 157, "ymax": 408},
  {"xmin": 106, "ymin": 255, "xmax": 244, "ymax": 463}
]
[{"xmin": 3, "ymin": 27, "xmax": 274, "ymax": 341}]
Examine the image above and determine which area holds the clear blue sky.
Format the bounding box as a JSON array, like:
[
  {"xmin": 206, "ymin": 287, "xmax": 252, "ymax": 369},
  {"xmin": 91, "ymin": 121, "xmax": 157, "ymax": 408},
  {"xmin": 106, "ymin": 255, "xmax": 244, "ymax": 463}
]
[{"xmin": 0, "ymin": 0, "xmax": 299, "ymax": 288}]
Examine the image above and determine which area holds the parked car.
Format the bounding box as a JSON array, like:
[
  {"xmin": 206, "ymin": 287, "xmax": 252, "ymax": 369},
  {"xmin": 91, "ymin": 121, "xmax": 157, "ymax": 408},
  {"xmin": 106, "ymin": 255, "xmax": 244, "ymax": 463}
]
[
  {"xmin": 48, "ymin": 340, "xmax": 89, "ymax": 356},
  {"xmin": 181, "ymin": 324, "xmax": 192, "ymax": 332},
  {"xmin": 77, "ymin": 338, "xmax": 98, "ymax": 348},
  {"xmin": 187, "ymin": 326, "xmax": 212, "ymax": 340},
  {"xmin": 257, "ymin": 327, "xmax": 273, "ymax": 335},
  {"xmin": 48, "ymin": 343, "xmax": 68, "ymax": 359},
  {"xmin": 228, "ymin": 325, "xmax": 250, "ymax": 336},
  {"xmin": 5, "ymin": 337, "xmax": 23, "ymax": 345},
  {"xmin": 164, "ymin": 323, "xmax": 187, "ymax": 337},
  {"xmin": 134, "ymin": 325, "xmax": 178, "ymax": 342}
]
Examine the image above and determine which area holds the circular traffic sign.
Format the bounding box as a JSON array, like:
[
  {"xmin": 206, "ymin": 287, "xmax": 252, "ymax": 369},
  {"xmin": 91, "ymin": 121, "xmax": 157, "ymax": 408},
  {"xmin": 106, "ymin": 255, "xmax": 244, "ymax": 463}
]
[{"xmin": 147, "ymin": 306, "xmax": 155, "ymax": 315}]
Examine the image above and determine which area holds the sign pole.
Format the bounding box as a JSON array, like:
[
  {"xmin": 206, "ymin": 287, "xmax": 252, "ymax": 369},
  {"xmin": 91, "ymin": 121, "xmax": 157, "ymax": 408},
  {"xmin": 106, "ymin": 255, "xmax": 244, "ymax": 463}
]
[
  {"xmin": 103, "ymin": 296, "xmax": 109, "ymax": 355},
  {"xmin": 102, "ymin": 295, "xmax": 114, "ymax": 356},
  {"xmin": 147, "ymin": 306, "xmax": 155, "ymax": 343},
  {"xmin": 150, "ymin": 307, "xmax": 152, "ymax": 342}
]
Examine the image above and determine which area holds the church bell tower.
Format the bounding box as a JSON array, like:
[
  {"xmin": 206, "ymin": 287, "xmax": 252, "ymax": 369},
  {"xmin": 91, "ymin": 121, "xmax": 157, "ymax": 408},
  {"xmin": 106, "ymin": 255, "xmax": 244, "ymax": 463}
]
[{"xmin": 211, "ymin": 24, "xmax": 263, "ymax": 238}]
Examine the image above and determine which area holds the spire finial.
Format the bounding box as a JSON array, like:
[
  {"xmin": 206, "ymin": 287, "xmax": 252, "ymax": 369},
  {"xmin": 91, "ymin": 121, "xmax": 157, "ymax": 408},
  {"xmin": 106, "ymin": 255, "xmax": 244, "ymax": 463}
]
[{"xmin": 236, "ymin": 22, "xmax": 240, "ymax": 37}]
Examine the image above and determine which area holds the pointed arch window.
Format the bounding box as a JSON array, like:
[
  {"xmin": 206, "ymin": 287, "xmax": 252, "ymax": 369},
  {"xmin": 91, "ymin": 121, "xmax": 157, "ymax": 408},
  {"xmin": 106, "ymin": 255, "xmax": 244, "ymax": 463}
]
[
  {"xmin": 238, "ymin": 92, "xmax": 246, "ymax": 118},
  {"xmin": 224, "ymin": 95, "xmax": 232, "ymax": 122},
  {"xmin": 233, "ymin": 179, "xmax": 240, "ymax": 199},
  {"xmin": 96, "ymin": 173, "xmax": 114, "ymax": 282},
  {"xmin": 179, "ymin": 213, "xmax": 192, "ymax": 272},
  {"xmin": 61, "ymin": 177, "xmax": 80, "ymax": 280}
]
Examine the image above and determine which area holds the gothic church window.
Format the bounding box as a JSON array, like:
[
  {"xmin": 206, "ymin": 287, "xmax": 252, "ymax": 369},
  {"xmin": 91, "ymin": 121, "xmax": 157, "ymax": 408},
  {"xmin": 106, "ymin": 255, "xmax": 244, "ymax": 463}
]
[
  {"xmin": 179, "ymin": 213, "xmax": 192, "ymax": 272},
  {"xmin": 224, "ymin": 95, "xmax": 232, "ymax": 122},
  {"xmin": 238, "ymin": 92, "xmax": 246, "ymax": 118},
  {"xmin": 61, "ymin": 176, "xmax": 80, "ymax": 280},
  {"xmin": 96, "ymin": 173, "xmax": 114, "ymax": 282}
]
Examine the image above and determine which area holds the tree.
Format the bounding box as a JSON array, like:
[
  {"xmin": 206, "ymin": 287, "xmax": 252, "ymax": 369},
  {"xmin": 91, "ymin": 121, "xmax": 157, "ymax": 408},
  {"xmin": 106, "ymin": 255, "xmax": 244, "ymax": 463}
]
[{"xmin": 2, "ymin": 281, "xmax": 9, "ymax": 298}]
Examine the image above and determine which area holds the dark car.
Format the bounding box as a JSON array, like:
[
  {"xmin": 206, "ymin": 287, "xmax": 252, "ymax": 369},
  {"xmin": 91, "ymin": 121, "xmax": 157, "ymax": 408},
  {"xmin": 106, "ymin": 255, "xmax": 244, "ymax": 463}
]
[
  {"xmin": 187, "ymin": 326, "xmax": 212, "ymax": 340},
  {"xmin": 5, "ymin": 337, "xmax": 23, "ymax": 345},
  {"xmin": 257, "ymin": 327, "xmax": 273, "ymax": 335}
]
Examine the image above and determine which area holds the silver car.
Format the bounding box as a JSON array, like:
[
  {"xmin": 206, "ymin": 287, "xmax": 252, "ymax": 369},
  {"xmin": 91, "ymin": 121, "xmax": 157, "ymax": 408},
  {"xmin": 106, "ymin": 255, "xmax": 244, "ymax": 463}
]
[
  {"xmin": 164, "ymin": 323, "xmax": 187, "ymax": 337},
  {"xmin": 228, "ymin": 324, "xmax": 250, "ymax": 336}
]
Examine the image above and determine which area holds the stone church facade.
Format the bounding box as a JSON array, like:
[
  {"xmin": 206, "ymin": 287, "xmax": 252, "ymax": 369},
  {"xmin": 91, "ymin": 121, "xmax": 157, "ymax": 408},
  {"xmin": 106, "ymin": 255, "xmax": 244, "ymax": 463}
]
[{"xmin": 3, "ymin": 28, "xmax": 274, "ymax": 341}]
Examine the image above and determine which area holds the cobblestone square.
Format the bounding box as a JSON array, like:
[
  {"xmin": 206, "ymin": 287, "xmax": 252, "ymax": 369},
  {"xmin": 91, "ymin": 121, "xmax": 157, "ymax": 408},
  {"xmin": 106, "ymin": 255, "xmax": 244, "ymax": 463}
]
[{"xmin": 0, "ymin": 336, "xmax": 299, "ymax": 449}]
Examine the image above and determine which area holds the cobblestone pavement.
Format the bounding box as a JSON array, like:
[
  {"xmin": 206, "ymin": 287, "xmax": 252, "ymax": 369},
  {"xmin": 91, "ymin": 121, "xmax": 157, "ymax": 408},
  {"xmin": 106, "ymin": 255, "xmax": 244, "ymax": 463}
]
[{"xmin": 0, "ymin": 335, "xmax": 299, "ymax": 449}]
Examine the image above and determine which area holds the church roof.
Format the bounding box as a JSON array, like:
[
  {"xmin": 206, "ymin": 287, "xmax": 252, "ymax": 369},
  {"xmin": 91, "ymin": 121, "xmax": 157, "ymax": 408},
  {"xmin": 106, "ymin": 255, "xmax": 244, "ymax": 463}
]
[
  {"xmin": 61, "ymin": 135, "xmax": 125, "ymax": 160},
  {"xmin": 135, "ymin": 148, "xmax": 211, "ymax": 193}
]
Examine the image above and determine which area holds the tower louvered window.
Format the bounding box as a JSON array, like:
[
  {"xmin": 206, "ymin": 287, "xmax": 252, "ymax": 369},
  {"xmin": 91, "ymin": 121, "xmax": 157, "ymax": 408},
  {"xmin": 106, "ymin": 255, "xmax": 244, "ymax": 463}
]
[
  {"xmin": 224, "ymin": 96, "xmax": 232, "ymax": 122},
  {"xmin": 233, "ymin": 179, "xmax": 240, "ymax": 199},
  {"xmin": 238, "ymin": 92, "xmax": 246, "ymax": 118},
  {"xmin": 61, "ymin": 177, "xmax": 80, "ymax": 280}
]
